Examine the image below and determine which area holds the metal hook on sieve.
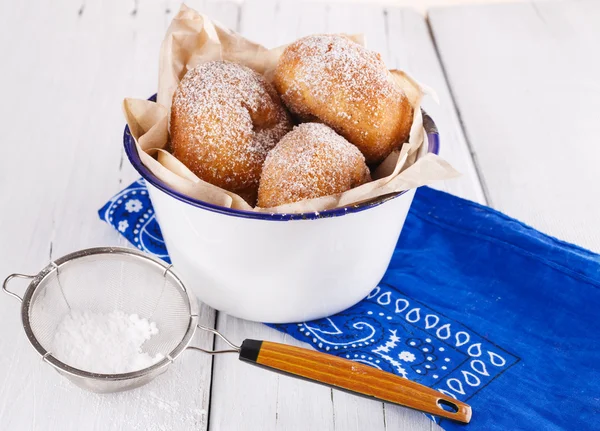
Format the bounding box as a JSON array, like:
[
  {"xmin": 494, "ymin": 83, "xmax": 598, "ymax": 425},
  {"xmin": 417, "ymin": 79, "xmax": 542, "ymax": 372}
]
[
  {"xmin": 186, "ymin": 324, "xmax": 241, "ymax": 355},
  {"xmin": 2, "ymin": 273, "xmax": 35, "ymax": 303}
]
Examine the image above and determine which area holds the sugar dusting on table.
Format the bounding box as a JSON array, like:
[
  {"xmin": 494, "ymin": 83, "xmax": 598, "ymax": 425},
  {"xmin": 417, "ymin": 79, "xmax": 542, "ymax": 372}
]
[{"xmin": 52, "ymin": 310, "xmax": 164, "ymax": 374}]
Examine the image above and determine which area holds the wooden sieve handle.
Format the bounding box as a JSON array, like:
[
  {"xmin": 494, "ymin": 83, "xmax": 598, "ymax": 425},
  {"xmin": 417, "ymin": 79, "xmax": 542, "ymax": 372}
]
[{"xmin": 239, "ymin": 340, "xmax": 471, "ymax": 424}]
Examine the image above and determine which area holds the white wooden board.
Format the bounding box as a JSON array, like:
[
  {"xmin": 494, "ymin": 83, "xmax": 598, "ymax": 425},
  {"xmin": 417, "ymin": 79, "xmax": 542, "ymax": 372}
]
[
  {"xmin": 429, "ymin": 0, "xmax": 600, "ymax": 252},
  {"xmin": 0, "ymin": 0, "xmax": 486, "ymax": 430}
]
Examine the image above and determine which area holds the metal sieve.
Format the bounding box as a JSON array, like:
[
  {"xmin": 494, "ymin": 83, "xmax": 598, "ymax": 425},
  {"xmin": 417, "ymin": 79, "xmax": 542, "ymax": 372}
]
[{"xmin": 3, "ymin": 247, "xmax": 471, "ymax": 423}]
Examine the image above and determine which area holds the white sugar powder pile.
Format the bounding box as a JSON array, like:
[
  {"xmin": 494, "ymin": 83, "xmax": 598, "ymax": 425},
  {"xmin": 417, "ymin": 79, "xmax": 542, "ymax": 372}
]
[{"xmin": 52, "ymin": 310, "xmax": 165, "ymax": 374}]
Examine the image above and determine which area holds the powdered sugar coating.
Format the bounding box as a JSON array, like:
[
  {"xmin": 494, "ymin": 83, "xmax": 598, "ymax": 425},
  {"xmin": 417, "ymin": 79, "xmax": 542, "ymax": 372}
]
[
  {"xmin": 171, "ymin": 61, "xmax": 292, "ymax": 197},
  {"xmin": 280, "ymin": 35, "xmax": 391, "ymax": 115},
  {"xmin": 257, "ymin": 123, "xmax": 371, "ymax": 207},
  {"xmin": 274, "ymin": 35, "xmax": 413, "ymax": 164}
]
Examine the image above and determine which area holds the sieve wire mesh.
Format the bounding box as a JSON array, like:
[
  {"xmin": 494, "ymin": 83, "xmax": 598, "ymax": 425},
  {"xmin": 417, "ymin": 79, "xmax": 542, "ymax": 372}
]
[{"xmin": 27, "ymin": 251, "xmax": 193, "ymax": 373}]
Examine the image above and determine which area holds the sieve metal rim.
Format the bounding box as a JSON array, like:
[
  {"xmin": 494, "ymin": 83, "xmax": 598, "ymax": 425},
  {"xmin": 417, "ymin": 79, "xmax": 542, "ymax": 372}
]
[{"xmin": 19, "ymin": 246, "xmax": 200, "ymax": 382}]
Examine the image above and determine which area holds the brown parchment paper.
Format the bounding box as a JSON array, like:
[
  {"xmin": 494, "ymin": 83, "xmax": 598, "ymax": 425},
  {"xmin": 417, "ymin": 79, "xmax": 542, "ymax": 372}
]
[{"xmin": 123, "ymin": 4, "xmax": 459, "ymax": 214}]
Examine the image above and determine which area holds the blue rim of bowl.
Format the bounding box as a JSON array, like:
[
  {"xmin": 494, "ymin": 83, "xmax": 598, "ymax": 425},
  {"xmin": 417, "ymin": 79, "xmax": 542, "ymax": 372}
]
[{"xmin": 123, "ymin": 95, "xmax": 439, "ymax": 221}]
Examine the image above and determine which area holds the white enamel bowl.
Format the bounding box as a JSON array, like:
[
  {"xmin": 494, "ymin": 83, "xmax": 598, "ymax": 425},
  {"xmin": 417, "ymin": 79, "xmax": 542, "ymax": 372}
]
[{"xmin": 124, "ymin": 110, "xmax": 439, "ymax": 323}]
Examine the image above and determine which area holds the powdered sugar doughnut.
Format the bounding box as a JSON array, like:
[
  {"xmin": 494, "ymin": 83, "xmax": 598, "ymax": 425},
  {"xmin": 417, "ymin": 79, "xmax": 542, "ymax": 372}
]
[
  {"xmin": 170, "ymin": 61, "xmax": 292, "ymax": 199},
  {"xmin": 257, "ymin": 123, "xmax": 371, "ymax": 208},
  {"xmin": 274, "ymin": 34, "xmax": 413, "ymax": 164}
]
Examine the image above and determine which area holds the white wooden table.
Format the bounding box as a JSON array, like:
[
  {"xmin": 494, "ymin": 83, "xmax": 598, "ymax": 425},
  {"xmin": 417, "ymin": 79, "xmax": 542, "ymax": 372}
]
[{"xmin": 1, "ymin": 0, "xmax": 598, "ymax": 430}]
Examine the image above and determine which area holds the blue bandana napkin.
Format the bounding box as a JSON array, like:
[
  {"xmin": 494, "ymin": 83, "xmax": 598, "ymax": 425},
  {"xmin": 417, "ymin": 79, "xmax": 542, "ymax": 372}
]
[{"xmin": 100, "ymin": 179, "xmax": 599, "ymax": 430}]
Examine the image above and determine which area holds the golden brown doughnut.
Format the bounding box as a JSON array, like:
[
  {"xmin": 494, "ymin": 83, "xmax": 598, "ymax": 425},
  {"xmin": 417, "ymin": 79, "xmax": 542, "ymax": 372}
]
[
  {"xmin": 257, "ymin": 123, "xmax": 371, "ymax": 207},
  {"xmin": 170, "ymin": 61, "xmax": 292, "ymax": 197},
  {"xmin": 273, "ymin": 34, "xmax": 413, "ymax": 164}
]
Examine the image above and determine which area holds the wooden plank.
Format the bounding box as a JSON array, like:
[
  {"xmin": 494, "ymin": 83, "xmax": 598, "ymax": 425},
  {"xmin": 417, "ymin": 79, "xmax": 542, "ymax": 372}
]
[
  {"xmin": 166, "ymin": 0, "xmax": 240, "ymax": 28},
  {"xmin": 382, "ymin": 7, "xmax": 485, "ymax": 203},
  {"xmin": 209, "ymin": 4, "xmax": 337, "ymax": 430},
  {"xmin": 0, "ymin": 1, "xmax": 236, "ymax": 430},
  {"xmin": 429, "ymin": 0, "xmax": 600, "ymax": 252},
  {"xmin": 209, "ymin": 1, "xmax": 485, "ymax": 431},
  {"xmin": 326, "ymin": 6, "xmax": 440, "ymax": 430},
  {"xmin": 327, "ymin": 6, "xmax": 444, "ymax": 430}
]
